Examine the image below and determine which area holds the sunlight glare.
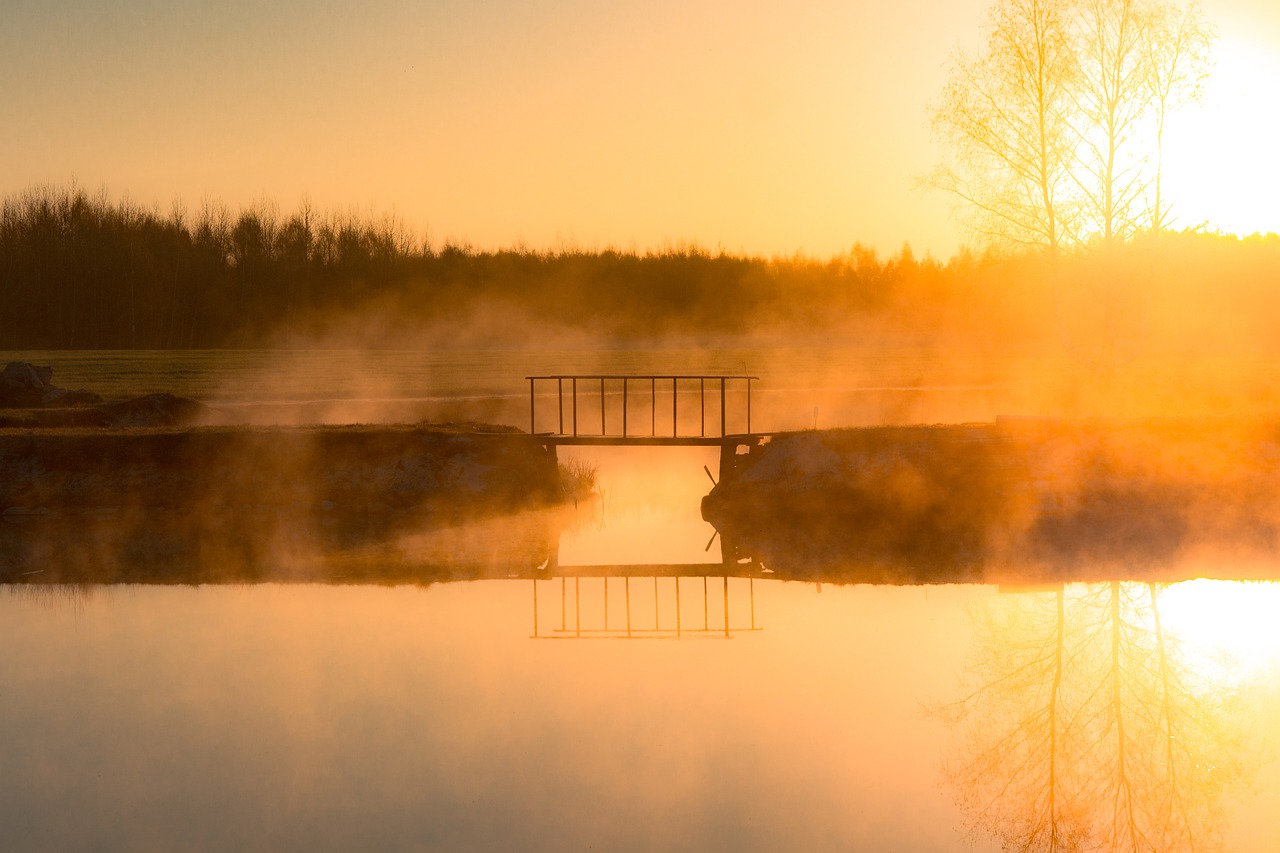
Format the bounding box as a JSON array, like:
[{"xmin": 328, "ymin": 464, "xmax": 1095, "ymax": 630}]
[
  {"xmin": 1156, "ymin": 579, "xmax": 1280, "ymax": 682},
  {"xmin": 1162, "ymin": 35, "xmax": 1280, "ymax": 237}
]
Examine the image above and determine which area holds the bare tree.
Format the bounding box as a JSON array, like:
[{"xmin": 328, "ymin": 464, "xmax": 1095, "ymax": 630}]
[
  {"xmin": 932, "ymin": 0, "xmax": 1215, "ymax": 253},
  {"xmin": 1071, "ymin": 0, "xmax": 1161, "ymax": 244},
  {"xmin": 930, "ymin": 0, "xmax": 1079, "ymax": 255}
]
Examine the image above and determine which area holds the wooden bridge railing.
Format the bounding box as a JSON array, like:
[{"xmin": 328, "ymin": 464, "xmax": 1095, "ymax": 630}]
[{"xmin": 526, "ymin": 374, "xmax": 758, "ymax": 438}]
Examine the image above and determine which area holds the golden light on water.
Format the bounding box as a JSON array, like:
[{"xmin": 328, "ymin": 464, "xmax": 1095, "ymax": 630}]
[{"xmin": 1156, "ymin": 579, "xmax": 1280, "ymax": 681}]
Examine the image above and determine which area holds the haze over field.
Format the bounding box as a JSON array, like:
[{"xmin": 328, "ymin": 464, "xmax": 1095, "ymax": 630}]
[{"xmin": 3, "ymin": 0, "xmax": 1279, "ymax": 259}]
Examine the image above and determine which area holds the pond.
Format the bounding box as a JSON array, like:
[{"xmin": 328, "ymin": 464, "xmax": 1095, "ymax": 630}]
[
  {"xmin": 3, "ymin": 349, "xmax": 1280, "ymax": 850},
  {"xmin": 3, "ymin": 578, "xmax": 1278, "ymax": 851}
]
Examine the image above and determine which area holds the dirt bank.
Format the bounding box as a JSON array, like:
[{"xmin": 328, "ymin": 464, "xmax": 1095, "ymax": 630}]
[
  {"xmin": 702, "ymin": 419, "xmax": 1280, "ymax": 583},
  {"xmin": 0, "ymin": 424, "xmax": 563, "ymax": 582}
]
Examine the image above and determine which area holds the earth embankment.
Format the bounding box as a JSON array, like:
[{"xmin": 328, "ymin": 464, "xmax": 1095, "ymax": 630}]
[
  {"xmin": 702, "ymin": 419, "xmax": 1280, "ymax": 584},
  {"xmin": 0, "ymin": 425, "xmax": 563, "ymax": 582}
]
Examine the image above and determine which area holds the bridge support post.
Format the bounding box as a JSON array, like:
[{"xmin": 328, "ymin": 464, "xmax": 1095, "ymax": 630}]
[{"xmin": 719, "ymin": 438, "xmax": 736, "ymax": 485}]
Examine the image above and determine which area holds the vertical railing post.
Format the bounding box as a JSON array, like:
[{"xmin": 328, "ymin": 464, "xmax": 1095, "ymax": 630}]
[
  {"xmin": 700, "ymin": 378, "xmax": 705, "ymax": 436},
  {"xmin": 572, "ymin": 377, "xmax": 578, "ymax": 437},
  {"xmin": 558, "ymin": 378, "xmax": 564, "ymax": 434},
  {"xmin": 720, "ymin": 378, "xmax": 726, "ymax": 437},
  {"xmin": 600, "ymin": 377, "xmax": 606, "ymax": 435},
  {"xmin": 672, "ymin": 377, "xmax": 678, "ymax": 437},
  {"xmin": 675, "ymin": 577, "xmax": 681, "ymax": 638},
  {"xmin": 623, "ymin": 378, "xmax": 628, "ymax": 437},
  {"xmin": 528, "ymin": 377, "xmax": 535, "ymax": 434},
  {"xmin": 651, "ymin": 378, "xmax": 656, "ymax": 436},
  {"xmin": 575, "ymin": 577, "xmax": 581, "ymax": 638},
  {"xmin": 654, "ymin": 576, "xmax": 659, "ymax": 628},
  {"xmin": 723, "ymin": 576, "xmax": 730, "ymax": 638},
  {"xmin": 625, "ymin": 577, "xmax": 631, "ymax": 638}
]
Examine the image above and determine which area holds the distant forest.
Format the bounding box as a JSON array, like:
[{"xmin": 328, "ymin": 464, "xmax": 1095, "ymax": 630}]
[{"xmin": 2, "ymin": 185, "xmax": 1278, "ymax": 353}]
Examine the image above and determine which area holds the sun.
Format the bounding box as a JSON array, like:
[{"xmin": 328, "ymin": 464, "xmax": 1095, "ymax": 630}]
[{"xmin": 1161, "ymin": 34, "xmax": 1280, "ymax": 237}]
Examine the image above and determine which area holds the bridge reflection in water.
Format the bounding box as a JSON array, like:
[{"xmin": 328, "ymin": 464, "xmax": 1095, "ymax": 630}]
[
  {"xmin": 530, "ymin": 569, "xmax": 761, "ymax": 639},
  {"xmin": 524, "ymin": 372, "xmax": 768, "ymax": 639}
]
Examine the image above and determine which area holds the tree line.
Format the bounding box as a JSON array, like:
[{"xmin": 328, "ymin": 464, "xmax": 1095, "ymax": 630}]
[
  {"xmin": 0, "ymin": 184, "xmax": 946, "ymax": 349},
  {"xmin": 1, "ymin": 184, "xmax": 1277, "ymax": 353}
]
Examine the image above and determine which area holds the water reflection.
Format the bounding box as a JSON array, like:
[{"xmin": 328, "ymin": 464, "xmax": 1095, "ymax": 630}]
[
  {"xmin": 531, "ymin": 574, "xmax": 760, "ymax": 639},
  {"xmin": 0, "ymin": 581, "xmax": 983, "ymax": 851},
  {"xmin": 5, "ymin": 581, "xmax": 94, "ymax": 613},
  {"xmin": 940, "ymin": 581, "xmax": 1261, "ymax": 852},
  {"xmin": 0, "ymin": 507, "xmax": 564, "ymax": 584},
  {"xmin": 3, "ymin": 573, "xmax": 1279, "ymax": 850}
]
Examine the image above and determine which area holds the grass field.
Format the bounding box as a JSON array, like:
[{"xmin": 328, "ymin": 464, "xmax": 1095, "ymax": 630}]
[{"xmin": 6, "ymin": 347, "xmax": 1280, "ymax": 430}]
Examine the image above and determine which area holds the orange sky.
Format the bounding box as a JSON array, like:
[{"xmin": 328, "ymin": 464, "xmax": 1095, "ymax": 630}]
[{"xmin": 2, "ymin": 0, "xmax": 1278, "ymax": 259}]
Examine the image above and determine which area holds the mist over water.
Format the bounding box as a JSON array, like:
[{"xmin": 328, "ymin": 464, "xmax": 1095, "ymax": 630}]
[
  {"xmin": 7, "ymin": 334, "xmax": 1280, "ymax": 849},
  {"xmin": 17, "ymin": 344, "xmax": 1280, "ymax": 429}
]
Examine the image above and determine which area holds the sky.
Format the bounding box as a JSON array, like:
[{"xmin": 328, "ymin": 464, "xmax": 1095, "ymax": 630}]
[{"xmin": 2, "ymin": 0, "xmax": 1278, "ymax": 260}]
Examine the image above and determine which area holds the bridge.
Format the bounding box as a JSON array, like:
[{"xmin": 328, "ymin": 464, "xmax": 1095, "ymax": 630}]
[
  {"xmin": 526, "ymin": 374, "xmax": 760, "ymax": 446},
  {"xmin": 526, "ymin": 373, "xmax": 770, "ymax": 582}
]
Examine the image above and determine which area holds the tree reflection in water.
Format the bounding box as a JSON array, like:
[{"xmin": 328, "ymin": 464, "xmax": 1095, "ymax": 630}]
[{"xmin": 938, "ymin": 581, "xmax": 1257, "ymax": 852}]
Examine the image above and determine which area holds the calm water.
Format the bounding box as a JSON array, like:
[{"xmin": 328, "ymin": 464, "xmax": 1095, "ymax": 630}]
[
  {"xmin": 4, "ymin": 349, "xmax": 1280, "ymax": 850},
  {"xmin": 3, "ymin": 579, "xmax": 1279, "ymax": 852},
  {"xmin": 5, "ymin": 446, "xmax": 1280, "ymax": 852}
]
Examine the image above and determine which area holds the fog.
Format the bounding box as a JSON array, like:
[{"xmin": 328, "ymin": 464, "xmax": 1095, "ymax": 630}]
[{"xmin": 6, "ymin": 190, "xmax": 1280, "ymax": 588}]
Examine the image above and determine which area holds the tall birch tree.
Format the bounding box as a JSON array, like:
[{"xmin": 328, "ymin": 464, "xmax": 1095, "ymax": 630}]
[
  {"xmin": 931, "ymin": 0, "xmax": 1215, "ymax": 253},
  {"xmin": 930, "ymin": 0, "xmax": 1079, "ymax": 255}
]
